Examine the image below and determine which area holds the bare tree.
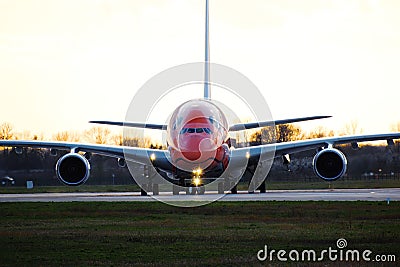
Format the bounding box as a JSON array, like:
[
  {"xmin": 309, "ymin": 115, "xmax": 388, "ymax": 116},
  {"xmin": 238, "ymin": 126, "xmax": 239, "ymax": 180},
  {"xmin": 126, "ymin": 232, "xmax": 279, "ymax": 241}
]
[
  {"xmin": 249, "ymin": 126, "xmax": 276, "ymax": 145},
  {"xmin": 13, "ymin": 130, "xmax": 44, "ymax": 141},
  {"xmin": 340, "ymin": 120, "xmax": 364, "ymax": 136},
  {"xmin": 121, "ymin": 135, "xmax": 164, "ymax": 148},
  {"xmin": 84, "ymin": 127, "xmax": 111, "ymax": 144},
  {"xmin": 32, "ymin": 133, "xmax": 44, "ymax": 141},
  {"xmin": 142, "ymin": 136, "xmax": 153, "ymax": 148},
  {"xmin": 0, "ymin": 122, "xmax": 13, "ymax": 140},
  {"xmin": 307, "ymin": 126, "xmax": 335, "ymax": 139},
  {"xmin": 53, "ymin": 131, "xmax": 80, "ymax": 142},
  {"xmin": 15, "ymin": 130, "xmax": 31, "ymax": 140},
  {"xmin": 123, "ymin": 137, "xmax": 142, "ymax": 147},
  {"xmin": 111, "ymin": 134, "xmax": 124, "ymax": 146},
  {"xmin": 391, "ymin": 121, "xmax": 400, "ymax": 132},
  {"xmin": 248, "ymin": 124, "xmax": 302, "ymax": 145},
  {"xmin": 390, "ymin": 122, "xmax": 400, "ymax": 148},
  {"xmin": 276, "ymin": 124, "xmax": 302, "ymax": 143}
]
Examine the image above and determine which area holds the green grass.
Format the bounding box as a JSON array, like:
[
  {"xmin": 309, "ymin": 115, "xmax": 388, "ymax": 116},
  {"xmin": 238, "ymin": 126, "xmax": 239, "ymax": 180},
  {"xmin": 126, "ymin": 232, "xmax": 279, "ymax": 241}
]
[{"xmin": 0, "ymin": 201, "xmax": 399, "ymax": 266}]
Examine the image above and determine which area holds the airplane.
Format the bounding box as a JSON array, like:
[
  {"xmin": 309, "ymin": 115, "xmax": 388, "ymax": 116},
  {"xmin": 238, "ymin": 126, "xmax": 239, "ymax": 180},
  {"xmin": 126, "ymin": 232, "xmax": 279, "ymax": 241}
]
[{"xmin": 1, "ymin": 0, "xmax": 400, "ymax": 196}]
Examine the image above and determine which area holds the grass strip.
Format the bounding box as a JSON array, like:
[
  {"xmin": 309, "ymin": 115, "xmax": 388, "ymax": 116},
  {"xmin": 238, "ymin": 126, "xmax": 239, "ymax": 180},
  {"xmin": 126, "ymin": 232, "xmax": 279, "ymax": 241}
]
[{"xmin": 0, "ymin": 201, "xmax": 399, "ymax": 266}]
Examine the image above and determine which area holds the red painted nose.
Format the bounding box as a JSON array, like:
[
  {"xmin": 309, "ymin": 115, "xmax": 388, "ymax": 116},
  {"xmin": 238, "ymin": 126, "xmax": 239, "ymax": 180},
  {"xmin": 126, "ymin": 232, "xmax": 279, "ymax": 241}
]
[
  {"xmin": 180, "ymin": 136, "xmax": 202, "ymax": 161},
  {"xmin": 179, "ymin": 136, "xmax": 216, "ymax": 161},
  {"xmin": 182, "ymin": 151, "xmax": 201, "ymax": 161}
]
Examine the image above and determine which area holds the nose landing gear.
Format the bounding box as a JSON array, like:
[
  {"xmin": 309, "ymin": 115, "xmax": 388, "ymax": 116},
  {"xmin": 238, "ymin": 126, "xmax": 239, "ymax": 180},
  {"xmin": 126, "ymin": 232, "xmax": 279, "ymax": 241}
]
[
  {"xmin": 186, "ymin": 171, "xmax": 205, "ymax": 195},
  {"xmin": 186, "ymin": 186, "xmax": 206, "ymax": 195}
]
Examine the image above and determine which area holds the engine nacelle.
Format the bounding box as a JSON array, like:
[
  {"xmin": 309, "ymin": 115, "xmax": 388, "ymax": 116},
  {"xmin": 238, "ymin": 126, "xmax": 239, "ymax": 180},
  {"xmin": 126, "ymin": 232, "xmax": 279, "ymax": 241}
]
[
  {"xmin": 313, "ymin": 148, "xmax": 347, "ymax": 181},
  {"xmin": 117, "ymin": 158, "xmax": 126, "ymax": 168},
  {"xmin": 56, "ymin": 153, "xmax": 90, "ymax": 186}
]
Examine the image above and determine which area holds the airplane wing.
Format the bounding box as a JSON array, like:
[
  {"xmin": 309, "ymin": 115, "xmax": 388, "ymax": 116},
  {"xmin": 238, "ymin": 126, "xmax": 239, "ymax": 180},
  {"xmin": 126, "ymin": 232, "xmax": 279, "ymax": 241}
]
[
  {"xmin": 231, "ymin": 132, "xmax": 400, "ymax": 165},
  {"xmin": 230, "ymin": 132, "xmax": 400, "ymax": 188},
  {"xmin": 0, "ymin": 140, "xmax": 170, "ymax": 168},
  {"xmin": 272, "ymin": 133, "xmax": 400, "ymax": 156},
  {"xmin": 228, "ymin": 115, "xmax": 331, "ymax": 131},
  {"xmin": 0, "ymin": 140, "xmax": 173, "ymax": 187},
  {"xmin": 3, "ymin": 132, "xmax": 399, "ymax": 168},
  {"xmin": 89, "ymin": 121, "xmax": 167, "ymax": 130},
  {"xmin": 2, "ymin": 132, "xmax": 399, "ymax": 188}
]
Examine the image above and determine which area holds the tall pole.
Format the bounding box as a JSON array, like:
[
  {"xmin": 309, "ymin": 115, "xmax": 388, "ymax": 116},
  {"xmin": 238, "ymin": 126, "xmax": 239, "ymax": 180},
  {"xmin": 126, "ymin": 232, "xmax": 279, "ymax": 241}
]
[{"xmin": 204, "ymin": 0, "xmax": 211, "ymax": 100}]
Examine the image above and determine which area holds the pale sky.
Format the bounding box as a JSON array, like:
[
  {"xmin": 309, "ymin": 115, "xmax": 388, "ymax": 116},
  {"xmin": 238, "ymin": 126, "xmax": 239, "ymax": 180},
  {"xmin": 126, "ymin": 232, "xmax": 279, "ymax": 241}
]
[{"xmin": 1, "ymin": 0, "xmax": 400, "ymax": 140}]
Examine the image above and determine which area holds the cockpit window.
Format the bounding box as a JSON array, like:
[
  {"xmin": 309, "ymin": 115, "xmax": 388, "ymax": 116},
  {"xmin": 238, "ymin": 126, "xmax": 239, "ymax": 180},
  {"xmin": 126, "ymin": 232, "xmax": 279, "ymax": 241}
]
[
  {"xmin": 180, "ymin": 128, "xmax": 213, "ymax": 135},
  {"xmin": 203, "ymin": 128, "xmax": 212, "ymax": 134}
]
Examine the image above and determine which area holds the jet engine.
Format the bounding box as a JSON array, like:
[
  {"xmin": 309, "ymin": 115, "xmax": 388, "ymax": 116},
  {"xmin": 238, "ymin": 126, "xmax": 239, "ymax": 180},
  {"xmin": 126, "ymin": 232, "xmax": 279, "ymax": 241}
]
[
  {"xmin": 312, "ymin": 148, "xmax": 347, "ymax": 181},
  {"xmin": 56, "ymin": 153, "xmax": 90, "ymax": 186},
  {"xmin": 117, "ymin": 158, "xmax": 126, "ymax": 168}
]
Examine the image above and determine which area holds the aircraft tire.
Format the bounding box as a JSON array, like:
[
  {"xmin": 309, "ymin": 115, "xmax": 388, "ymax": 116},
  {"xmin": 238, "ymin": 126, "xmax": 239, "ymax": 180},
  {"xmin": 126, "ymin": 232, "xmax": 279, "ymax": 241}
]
[
  {"xmin": 153, "ymin": 184, "xmax": 159, "ymax": 195},
  {"xmin": 217, "ymin": 182, "xmax": 224, "ymax": 194},
  {"xmin": 231, "ymin": 184, "xmax": 237, "ymax": 194},
  {"xmin": 172, "ymin": 185, "xmax": 180, "ymax": 195},
  {"xmin": 198, "ymin": 186, "xmax": 205, "ymax": 195},
  {"xmin": 140, "ymin": 188, "xmax": 147, "ymax": 196}
]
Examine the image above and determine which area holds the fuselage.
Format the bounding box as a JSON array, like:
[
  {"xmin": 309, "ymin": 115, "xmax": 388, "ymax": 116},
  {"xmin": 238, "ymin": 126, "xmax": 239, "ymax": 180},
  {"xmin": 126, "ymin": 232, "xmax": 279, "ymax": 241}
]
[{"xmin": 166, "ymin": 99, "xmax": 230, "ymax": 179}]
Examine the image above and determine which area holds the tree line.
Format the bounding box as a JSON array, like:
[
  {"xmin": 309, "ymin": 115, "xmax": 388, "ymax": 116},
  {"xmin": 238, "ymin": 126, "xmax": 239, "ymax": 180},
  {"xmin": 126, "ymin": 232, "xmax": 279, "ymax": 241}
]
[
  {"xmin": 233, "ymin": 121, "xmax": 363, "ymax": 147},
  {"xmin": 1, "ymin": 120, "xmax": 400, "ymax": 186},
  {"xmin": 0, "ymin": 122, "xmax": 165, "ymax": 149}
]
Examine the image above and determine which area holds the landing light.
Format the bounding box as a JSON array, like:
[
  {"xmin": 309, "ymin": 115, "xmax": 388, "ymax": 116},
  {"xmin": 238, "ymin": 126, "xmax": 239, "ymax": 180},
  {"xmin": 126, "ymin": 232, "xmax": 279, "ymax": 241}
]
[
  {"xmin": 192, "ymin": 167, "xmax": 202, "ymax": 176},
  {"xmin": 245, "ymin": 151, "xmax": 250, "ymax": 159},
  {"xmin": 193, "ymin": 177, "xmax": 202, "ymax": 187},
  {"xmin": 150, "ymin": 153, "xmax": 156, "ymax": 161}
]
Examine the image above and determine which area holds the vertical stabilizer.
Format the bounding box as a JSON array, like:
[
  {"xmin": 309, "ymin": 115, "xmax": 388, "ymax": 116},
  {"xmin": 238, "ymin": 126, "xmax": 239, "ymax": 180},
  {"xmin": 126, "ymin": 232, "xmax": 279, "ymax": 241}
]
[{"xmin": 204, "ymin": 0, "xmax": 211, "ymax": 99}]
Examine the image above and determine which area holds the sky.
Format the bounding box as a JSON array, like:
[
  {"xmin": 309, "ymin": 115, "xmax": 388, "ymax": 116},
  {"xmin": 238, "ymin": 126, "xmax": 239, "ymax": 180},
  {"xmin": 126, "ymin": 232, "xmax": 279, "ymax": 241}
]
[{"xmin": 1, "ymin": 0, "xmax": 400, "ymax": 141}]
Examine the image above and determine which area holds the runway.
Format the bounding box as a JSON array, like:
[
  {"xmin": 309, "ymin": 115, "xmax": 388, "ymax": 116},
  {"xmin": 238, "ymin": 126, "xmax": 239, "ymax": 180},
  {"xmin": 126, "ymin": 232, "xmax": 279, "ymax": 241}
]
[{"xmin": 0, "ymin": 188, "xmax": 399, "ymax": 202}]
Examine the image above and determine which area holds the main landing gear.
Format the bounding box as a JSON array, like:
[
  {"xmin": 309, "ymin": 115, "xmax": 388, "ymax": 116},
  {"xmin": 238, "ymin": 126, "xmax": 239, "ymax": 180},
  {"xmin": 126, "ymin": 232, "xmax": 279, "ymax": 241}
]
[
  {"xmin": 140, "ymin": 183, "xmax": 159, "ymax": 196},
  {"xmin": 217, "ymin": 178, "xmax": 238, "ymax": 194}
]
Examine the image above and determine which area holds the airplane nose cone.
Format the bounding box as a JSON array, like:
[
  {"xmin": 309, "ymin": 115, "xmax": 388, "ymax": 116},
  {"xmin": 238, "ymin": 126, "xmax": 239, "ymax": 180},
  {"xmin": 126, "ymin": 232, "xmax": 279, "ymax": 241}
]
[
  {"xmin": 180, "ymin": 137, "xmax": 216, "ymax": 161},
  {"xmin": 182, "ymin": 151, "xmax": 201, "ymax": 161}
]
